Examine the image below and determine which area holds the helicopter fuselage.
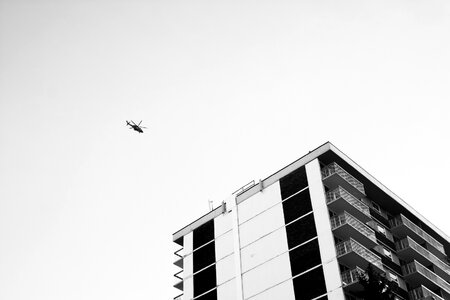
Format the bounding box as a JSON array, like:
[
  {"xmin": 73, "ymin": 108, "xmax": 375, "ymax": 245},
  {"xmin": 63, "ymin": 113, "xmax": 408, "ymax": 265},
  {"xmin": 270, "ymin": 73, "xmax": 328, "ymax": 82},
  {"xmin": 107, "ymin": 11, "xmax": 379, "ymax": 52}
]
[{"xmin": 126, "ymin": 120, "xmax": 145, "ymax": 133}]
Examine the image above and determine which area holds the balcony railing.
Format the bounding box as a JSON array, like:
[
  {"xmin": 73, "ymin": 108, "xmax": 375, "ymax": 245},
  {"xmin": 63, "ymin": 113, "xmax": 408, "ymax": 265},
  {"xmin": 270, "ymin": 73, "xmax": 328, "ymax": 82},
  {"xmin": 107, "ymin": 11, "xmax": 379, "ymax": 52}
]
[
  {"xmin": 341, "ymin": 266, "xmax": 365, "ymax": 286},
  {"xmin": 173, "ymin": 269, "xmax": 183, "ymax": 291},
  {"xmin": 390, "ymin": 214, "xmax": 445, "ymax": 255},
  {"xmin": 396, "ymin": 237, "xmax": 450, "ymax": 278},
  {"xmin": 402, "ymin": 261, "xmax": 450, "ymax": 294},
  {"xmin": 330, "ymin": 212, "xmax": 376, "ymax": 243},
  {"xmin": 322, "ymin": 162, "xmax": 365, "ymax": 195},
  {"xmin": 326, "ymin": 186, "xmax": 370, "ymax": 217},
  {"xmin": 409, "ymin": 285, "xmax": 444, "ymax": 300},
  {"xmin": 336, "ymin": 238, "xmax": 383, "ymax": 270}
]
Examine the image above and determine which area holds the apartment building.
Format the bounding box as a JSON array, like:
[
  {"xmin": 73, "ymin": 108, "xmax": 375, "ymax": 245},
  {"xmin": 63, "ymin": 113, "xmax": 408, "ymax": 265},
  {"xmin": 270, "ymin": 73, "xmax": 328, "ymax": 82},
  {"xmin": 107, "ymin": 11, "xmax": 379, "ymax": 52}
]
[{"xmin": 172, "ymin": 142, "xmax": 450, "ymax": 300}]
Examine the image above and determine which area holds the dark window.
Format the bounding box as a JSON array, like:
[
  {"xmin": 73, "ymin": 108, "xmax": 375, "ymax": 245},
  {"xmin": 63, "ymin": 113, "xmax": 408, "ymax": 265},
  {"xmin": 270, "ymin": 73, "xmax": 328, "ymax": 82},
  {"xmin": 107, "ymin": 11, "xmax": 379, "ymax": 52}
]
[
  {"xmin": 289, "ymin": 239, "xmax": 321, "ymax": 276},
  {"xmin": 193, "ymin": 220, "xmax": 215, "ymax": 250},
  {"xmin": 282, "ymin": 189, "xmax": 312, "ymax": 224},
  {"xmin": 280, "ymin": 166, "xmax": 308, "ymax": 200},
  {"xmin": 285, "ymin": 213, "xmax": 317, "ymax": 249},
  {"xmin": 195, "ymin": 288, "xmax": 217, "ymax": 300},
  {"xmin": 292, "ymin": 266, "xmax": 327, "ymax": 300},
  {"xmin": 193, "ymin": 265, "xmax": 217, "ymax": 297},
  {"xmin": 193, "ymin": 241, "xmax": 216, "ymax": 273}
]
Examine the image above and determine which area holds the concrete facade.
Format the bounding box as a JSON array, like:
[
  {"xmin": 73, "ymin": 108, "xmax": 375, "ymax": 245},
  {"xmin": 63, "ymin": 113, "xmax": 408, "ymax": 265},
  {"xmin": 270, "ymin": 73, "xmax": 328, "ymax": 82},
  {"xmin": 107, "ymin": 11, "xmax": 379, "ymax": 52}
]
[{"xmin": 173, "ymin": 142, "xmax": 450, "ymax": 300}]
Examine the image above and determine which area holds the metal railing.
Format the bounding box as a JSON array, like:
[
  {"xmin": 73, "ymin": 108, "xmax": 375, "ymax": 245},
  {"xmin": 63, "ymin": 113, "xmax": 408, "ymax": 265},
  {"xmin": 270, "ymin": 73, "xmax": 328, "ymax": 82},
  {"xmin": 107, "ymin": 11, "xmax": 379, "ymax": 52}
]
[
  {"xmin": 321, "ymin": 162, "xmax": 365, "ymax": 195},
  {"xmin": 174, "ymin": 248, "xmax": 183, "ymax": 258},
  {"xmin": 336, "ymin": 238, "xmax": 383, "ymax": 270},
  {"xmin": 402, "ymin": 261, "xmax": 450, "ymax": 294},
  {"xmin": 390, "ymin": 214, "xmax": 445, "ymax": 254},
  {"xmin": 326, "ymin": 186, "xmax": 370, "ymax": 217},
  {"xmin": 341, "ymin": 266, "xmax": 365, "ymax": 286},
  {"xmin": 330, "ymin": 212, "xmax": 376, "ymax": 242},
  {"xmin": 396, "ymin": 237, "xmax": 450, "ymax": 275},
  {"xmin": 409, "ymin": 285, "xmax": 444, "ymax": 300}
]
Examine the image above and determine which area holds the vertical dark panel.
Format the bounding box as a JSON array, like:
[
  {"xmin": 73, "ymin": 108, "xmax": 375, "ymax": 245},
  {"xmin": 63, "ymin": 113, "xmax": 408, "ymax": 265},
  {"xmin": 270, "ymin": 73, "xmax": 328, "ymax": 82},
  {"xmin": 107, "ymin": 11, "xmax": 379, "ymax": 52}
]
[
  {"xmin": 193, "ymin": 220, "xmax": 215, "ymax": 250},
  {"xmin": 193, "ymin": 242, "xmax": 216, "ymax": 273},
  {"xmin": 279, "ymin": 166, "xmax": 308, "ymax": 200},
  {"xmin": 289, "ymin": 239, "xmax": 321, "ymax": 276},
  {"xmin": 282, "ymin": 189, "xmax": 312, "ymax": 224},
  {"xmin": 193, "ymin": 220, "xmax": 217, "ymax": 298},
  {"xmin": 193, "ymin": 265, "xmax": 217, "ymax": 297},
  {"xmin": 292, "ymin": 266, "xmax": 327, "ymax": 300},
  {"xmin": 285, "ymin": 213, "xmax": 317, "ymax": 249},
  {"xmin": 195, "ymin": 288, "xmax": 217, "ymax": 300}
]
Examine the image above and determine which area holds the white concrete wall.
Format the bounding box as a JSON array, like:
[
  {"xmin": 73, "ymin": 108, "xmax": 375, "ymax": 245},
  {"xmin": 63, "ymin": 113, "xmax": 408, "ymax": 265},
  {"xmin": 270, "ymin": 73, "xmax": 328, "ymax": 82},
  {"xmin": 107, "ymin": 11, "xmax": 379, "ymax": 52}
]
[
  {"xmin": 306, "ymin": 159, "xmax": 345, "ymax": 300},
  {"xmin": 183, "ymin": 277, "xmax": 193, "ymax": 300},
  {"xmin": 226, "ymin": 194, "xmax": 244, "ymax": 300},
  {"xmin": 248, "ymin": 279, "xmax": 295, "ymax": 300},
  {"xmin": 241, "ymin": 227, "xmax": 289, "ymax": 273},
  {"xmin": 239, "ymin": 203, "xmax": 285, "ymax": 248},
  {"xmin": 217, "ymin": 279, "xmax": 237, "ymax": 300},
  {"xmin": 216, "ymin": 253, "xmax": 235, "ymax": 286},
  {"xmin": 242, "ymin": 252, "xmax": 292, "ymax": 299},
  {"xmin": 183, "ymin": 253, "xmax": 193, "ymax": 279},
  {"xmin": 184, "ymin": 232, "xmax": 193, "ymax": 255},
  {"xmin": 215, "ymin": 230, "xmax": 234, "ymax": 261},
  {"xmin": 215, "ymin": 212, "xmax": 232, "ymax": 238},
  {"xmin": 238, "ymin": 182, "xmax": 282, "ymax": 224}
]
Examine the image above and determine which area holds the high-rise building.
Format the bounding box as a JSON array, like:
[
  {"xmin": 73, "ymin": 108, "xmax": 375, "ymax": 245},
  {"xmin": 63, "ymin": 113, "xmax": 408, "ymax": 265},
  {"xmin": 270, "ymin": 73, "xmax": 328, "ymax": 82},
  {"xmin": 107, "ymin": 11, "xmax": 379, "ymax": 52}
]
[{"xmin": 172, "ymin": 142, "xmax": 450, "ymax": 300}]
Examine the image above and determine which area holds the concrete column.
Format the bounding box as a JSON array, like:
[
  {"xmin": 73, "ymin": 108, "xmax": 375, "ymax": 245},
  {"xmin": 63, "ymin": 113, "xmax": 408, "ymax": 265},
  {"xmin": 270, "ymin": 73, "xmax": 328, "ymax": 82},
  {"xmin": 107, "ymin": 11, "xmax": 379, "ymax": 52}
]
[
  {"xmin": 306, "ymin": 159, "xmax": 345, "ymax": 300},
  {"xmin": 225, "ymin": 195, "xmax": 244, "ymax": 300}
]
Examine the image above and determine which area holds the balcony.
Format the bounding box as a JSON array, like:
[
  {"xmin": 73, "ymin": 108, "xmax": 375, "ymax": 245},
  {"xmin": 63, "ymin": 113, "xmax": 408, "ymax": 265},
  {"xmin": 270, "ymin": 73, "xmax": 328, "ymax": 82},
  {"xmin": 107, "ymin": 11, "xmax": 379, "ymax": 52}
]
[
  {"xmin": 173, "ymin": 269, "xmax": 183, "ymax": 291},
  {"xmin": 174, "ymin": 248, "xmax": 183, "ymax": 268},
  {"xmin": 336, "ymin": 238, "xmax": 383, "ymax": 271},
  {"xmin": 409, "ymin": 285, "xmax": 444, "ymax": 300},
  {"xmin": 326, "ymin": 186, "xmax": 371, "ymax": 222},
  {"xmin": 330, "ymin": 212, "xmax": 377, "ymax": 249},
  {"xmin": 173, "ymin": 247, "xmax": 184, "ymax": 291},
  {"xmin": 322, "ymin": 163, "xmax": 366, "ymax": 198},
  {"xmin": 341, "ymin": 266, "xmax": 365, "ymax": 293},
  {"xmin": 396, "ymin": 237, "xmax": 450, "ymax": 280},
  {"xmin": 390, "ymin": 214, "xmax": 445, "ymax": 258},
  {"xmin": 402, "ymin": 261, "xmax": 450, "ymax": 296}
]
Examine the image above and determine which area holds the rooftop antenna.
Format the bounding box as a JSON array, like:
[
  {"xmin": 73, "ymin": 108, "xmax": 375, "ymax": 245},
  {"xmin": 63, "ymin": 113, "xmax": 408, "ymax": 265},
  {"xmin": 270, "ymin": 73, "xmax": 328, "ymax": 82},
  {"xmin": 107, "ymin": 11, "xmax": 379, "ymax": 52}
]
[{"xmin": 208, "ymin": 200, "xmax": 213, "ymax": 211}]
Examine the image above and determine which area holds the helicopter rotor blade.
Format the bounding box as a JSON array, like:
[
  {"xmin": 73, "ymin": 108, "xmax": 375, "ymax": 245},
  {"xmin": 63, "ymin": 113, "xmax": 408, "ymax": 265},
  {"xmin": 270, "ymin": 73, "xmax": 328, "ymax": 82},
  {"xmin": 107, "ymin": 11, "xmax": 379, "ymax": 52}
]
[{"xmin": 138, "ymin": 120, "xmax": 142, "ymax": 125}]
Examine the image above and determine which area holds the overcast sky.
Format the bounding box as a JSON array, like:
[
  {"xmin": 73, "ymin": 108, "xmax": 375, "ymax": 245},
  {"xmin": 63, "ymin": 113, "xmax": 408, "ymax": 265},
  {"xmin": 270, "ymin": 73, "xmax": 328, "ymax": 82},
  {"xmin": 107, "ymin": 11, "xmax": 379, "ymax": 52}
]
[{"xmin": 1, "ymin": 0, "xmax": 450, "ymax": 299}]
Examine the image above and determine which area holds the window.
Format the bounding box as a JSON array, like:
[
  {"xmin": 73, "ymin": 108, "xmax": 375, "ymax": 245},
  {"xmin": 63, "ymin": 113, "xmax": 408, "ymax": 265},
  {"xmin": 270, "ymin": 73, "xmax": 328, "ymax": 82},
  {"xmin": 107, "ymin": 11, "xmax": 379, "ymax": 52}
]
[
  {"xmin": 382, "ymin": 248, "xmax": 392, "ymax": 259},
  {"xmin": 279, "ymin": 166, "xmax": 308, "ymax": 199},
  {"xmin": 377, "ymin": 224, "xmax": 386, "ymax": 236},
  {"xmin": 195, "ymin": 289, "xmax": 217, "ymax": 300},
  {"xmin": 292, "ymin": 266, "xmax": 327, "ymax": 299},
  {"xmin": 193, "ymin": 265, "xmax": 217, "ymax": 297},
  {"xmin": 193, "ymin": 220, "xmax": 215, "ymax": 249},
  {"xmin": 282, "ymin": 189, "xmax": 312, "ymax": 224},
  {"xmin": 193, "ymin": 241, "xmax": 216, "ymax": 272},
  {"xmin": 289, "ymin": 239, "xmax": 321, "ymax": 276},
  {"xmin": 285, "ymin": 213, "xmax": 317, "ymax": 249}
]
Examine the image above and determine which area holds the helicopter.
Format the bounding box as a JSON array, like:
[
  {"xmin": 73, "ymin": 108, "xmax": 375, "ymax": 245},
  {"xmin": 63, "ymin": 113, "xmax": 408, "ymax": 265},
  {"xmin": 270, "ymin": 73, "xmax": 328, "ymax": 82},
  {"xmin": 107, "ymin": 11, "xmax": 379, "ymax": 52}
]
[{"xmin": 126, "ymin": 120, "xmax": 147, "ymax": 133}]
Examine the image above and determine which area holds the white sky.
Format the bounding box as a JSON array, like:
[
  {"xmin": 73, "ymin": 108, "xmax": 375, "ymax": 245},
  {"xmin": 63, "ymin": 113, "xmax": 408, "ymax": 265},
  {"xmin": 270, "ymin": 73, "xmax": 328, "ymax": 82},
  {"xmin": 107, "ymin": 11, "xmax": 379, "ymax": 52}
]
[{"xmin": 1, "ymin": 0, "xmax": 449, "ymax": 299}]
